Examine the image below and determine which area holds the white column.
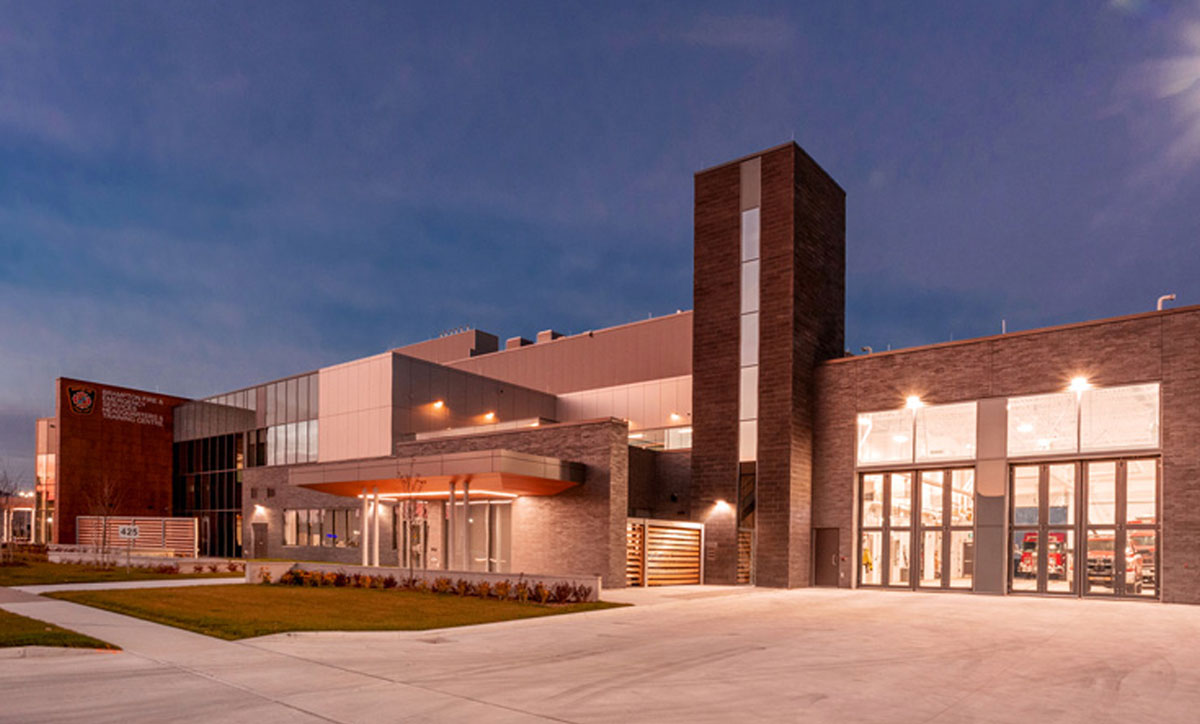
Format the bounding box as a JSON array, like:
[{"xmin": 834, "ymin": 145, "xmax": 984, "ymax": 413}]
[
  {"xmin": 461, "ymin": 478, "xmax": 471, "ymax": 571},
  {"xmin": 361, "ymin": 487, "xmax": 369, "ymax": 567},
  {"xmin": 446, "ymin": 480, "xmax": 456, "ymax": 571},
  {"xmin": 371, "ymin": 486, "xmax": 381, "ymax": 567}
]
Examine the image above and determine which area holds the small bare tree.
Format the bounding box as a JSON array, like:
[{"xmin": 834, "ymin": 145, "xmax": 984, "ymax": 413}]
[
  {"xmin": 0, "ymin": 464, "xmax": 22, "ymax": 565},
  {"xmin": 396, "ymin": 467, "xmax": 427, "ymax": 583},
  {"xmin": 78, "ymin": 473, "xmax": 128, "ymax": 566}
]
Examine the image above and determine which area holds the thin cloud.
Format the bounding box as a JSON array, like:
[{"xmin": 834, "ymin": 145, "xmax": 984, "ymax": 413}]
[{"xmin": 678, "ymin": 14, "xmax": 796, "ymax": 54}]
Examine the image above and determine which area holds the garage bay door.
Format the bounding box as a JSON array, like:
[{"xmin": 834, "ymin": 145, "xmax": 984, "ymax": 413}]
[{"xmin": 626, "ymin": 519, "xmax": 703, "ymax": 586}]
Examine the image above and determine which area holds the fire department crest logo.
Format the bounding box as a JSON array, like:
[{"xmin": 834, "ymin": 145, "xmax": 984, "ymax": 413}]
[{"xmin": 68, "ymin": 386, "xmax": 96, "ymax": 415}]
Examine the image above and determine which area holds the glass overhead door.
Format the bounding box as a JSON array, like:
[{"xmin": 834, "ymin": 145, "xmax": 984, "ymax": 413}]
[
  {"xmin": 1010, "ymin": 463, "xmax": 1077, "ymax": 594},
  {"xmin": 1084, "ymin": 459, "xmax": 1158, "ymax": 597},
  {"xmin": 859, "ymin": 468, "xmax": 974, "ymax": 590},
  {"xmin": 1010, "ymin": 459, "xmax": 1158, "ymax": 598}
]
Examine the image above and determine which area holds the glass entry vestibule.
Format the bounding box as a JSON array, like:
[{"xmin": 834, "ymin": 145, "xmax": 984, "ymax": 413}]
[
  {"xmin": 1009, "ymin": 458, "xmax": 1159, "ymax": 598},
  {"xmin": 860, "ymin": 468, "xmax": 975, "ymax": 590}
]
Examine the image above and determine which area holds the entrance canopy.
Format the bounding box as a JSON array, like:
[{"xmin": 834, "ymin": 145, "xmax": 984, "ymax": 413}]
[{"xmin": 290, "ymin": 448, "xmax": 584, "ymax": 500}]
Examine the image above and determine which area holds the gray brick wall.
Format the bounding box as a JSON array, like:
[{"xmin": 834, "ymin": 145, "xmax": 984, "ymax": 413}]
[{"xmin": 813, "ymin": 307, "xmax": 1200, "ymax": 603}]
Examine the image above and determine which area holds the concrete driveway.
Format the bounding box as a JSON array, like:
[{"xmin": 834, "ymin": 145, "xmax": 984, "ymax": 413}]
[{"xmin": 3, "ymin": 585, "xmax": 1199, "ymax": 723}]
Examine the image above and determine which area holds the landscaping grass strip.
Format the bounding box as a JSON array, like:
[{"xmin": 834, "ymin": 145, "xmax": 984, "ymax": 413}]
[
  {"xmin": 49, "ymin": 585, "xmax": 624, "ymax": 640},
  {"xmin": 0, "ymin": 608, "xmax": 118, "ymax": 650},
  {"xmin": 0, "ymin": 560, "xmax": 242, "ymax": 587}
]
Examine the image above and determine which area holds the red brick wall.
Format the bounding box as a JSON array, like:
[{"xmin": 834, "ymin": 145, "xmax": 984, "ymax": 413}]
[{"xmin": 54, "ymin": 378, "xmax": 188, "ymax": 545}]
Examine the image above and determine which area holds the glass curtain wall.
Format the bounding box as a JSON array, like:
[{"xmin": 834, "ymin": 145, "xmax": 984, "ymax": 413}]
[
  {"xmin": 172, "ymin": 433, "xmax": 243, "ymax": 557},
  {"xmin": 859, "ymin": 468, "xmax": 975, "ymax": 590}
]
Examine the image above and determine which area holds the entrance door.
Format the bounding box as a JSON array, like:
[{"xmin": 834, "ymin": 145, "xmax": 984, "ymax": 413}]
[
  {"xmin": 251, "ymin": 523, "xmax": 268, "ymax": 559},
  {"xmin": 814, "ymin": 528, "xmax": 839, "ymax": 586}
]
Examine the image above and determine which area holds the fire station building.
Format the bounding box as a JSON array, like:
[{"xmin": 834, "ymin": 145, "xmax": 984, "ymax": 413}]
[{"xmin": 33, "ymin": 142, "xmax": 1200, "ymax": 603}]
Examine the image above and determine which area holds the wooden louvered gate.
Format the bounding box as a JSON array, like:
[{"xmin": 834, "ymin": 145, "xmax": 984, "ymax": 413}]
[{"xmin": 626, "ymin": 519, "xmax": 704, "ymax": 586}]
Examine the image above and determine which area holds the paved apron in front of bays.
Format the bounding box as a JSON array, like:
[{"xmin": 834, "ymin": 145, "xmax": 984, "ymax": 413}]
[{"xmin": 4, "ymin": 584, "xmax": 1200, "ymax": 723}]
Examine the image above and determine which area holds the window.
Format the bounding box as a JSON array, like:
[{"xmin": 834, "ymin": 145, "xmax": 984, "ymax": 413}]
[
  {"xmin": 740, "ymin": 261, "xmax": 760, "ymax": 314},
  {"xmin": 1008, "ymin": 384, "xmax": 1161, "ymax": 458},
  {"xmin": 739, "ymin": 367, "xmax": 758, "ymax": 421},
  {"xmin": 915, "ymin": 402, "xmax": 977, "ymax": 462},
  {"xmin": 1007, "ymin": 392, "xmax": 1077, "ymax": 456},
  {"xmin": 856, "ymin": 409, "xmax": 913, "ymax": 466},
  {"xmin": 1080, "ymin": 383, "xmax": 1159, "ymax": 452},
  {"xmin": 283, "ymin": 508, "xmax": 360, "ymax": 547},
  {"xmin": 739, "ymin": 420, "xmax": 757, "ymax": 463},
  {"xmin": 741, "ymin": 208, "xmax": 760, "ymax": 261},
  {"xmin": 740, "ymin": 313, "xmax": 758, "ymax": 366}
]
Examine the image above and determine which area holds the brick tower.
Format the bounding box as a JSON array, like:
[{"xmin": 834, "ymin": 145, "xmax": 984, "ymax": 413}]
[{"xmin": 692, "ymin": 143, "xmax": 845, "ymax": 587}]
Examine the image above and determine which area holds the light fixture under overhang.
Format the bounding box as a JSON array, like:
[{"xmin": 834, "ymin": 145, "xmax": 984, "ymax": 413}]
[
  {"xmin": 905, "ymin": 395, "xmax": 924, "ymax": 410},
  {"xmin": 484, "ymin": 411, "xmax": 496, "ymax": 421},
  {"xmin": 432, "ymin": 400, "xmax": 445, "ymax": 409},
  {"xmin": 1068, "ymin": 377, "xmax": 1091, "ymax": 393}
]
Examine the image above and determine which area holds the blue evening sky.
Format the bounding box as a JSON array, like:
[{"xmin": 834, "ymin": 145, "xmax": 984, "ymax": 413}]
[{"xmin": 2, "ymin": 1, "xmax": 1199, "ymax": 484}]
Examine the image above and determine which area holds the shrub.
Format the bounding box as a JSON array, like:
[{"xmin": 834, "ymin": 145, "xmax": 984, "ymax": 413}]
[
  {"xmin": 475, "ymin": 581, "xmax": 492, "ymax": 598},
  {"xmin": 278, "ymin": 570, "xmax": 300, "ymax": 585},
  {"xmin": 573, "ymin": 584, "xmax": 593, "ymax": 603},
  {"xmin": 208, "ymin": 563, "xmax": 221, "ymax": 573},
  {"xmin": 552, "ymin": 582, "xmax": 574, "ymax": 604},
  {"xmin": 454, "ymin": 578, "xmax": 472, "ymax": 597},
  {"xmin": 258, "ymin": 566, "xmax": 273, "ymax": 584},
  {"xmin": 382, "ymin": 575, "xmax": 398, "ymax": 589},
  {"xmin": 351, "ymin": 573, "xmax": 365, "ymax": 588},
  {"xmin": 411, "ymin": 578, "xmax": 429, "ymax": 592},
  {"xmin": 227, "ymin": 562, "xmax": 242, "ymax": 573},
  {"xmin": 432, "ymin": 576, "xmax": 453, "ymax": 594},
  {"xmin": 514, "ymin": 581, "xmax": 530, "ymax": 603},
  {"xmin": 493, "ymin": 580, "xmax": 512, "ymax": 600},
  {"xmin": 333, "ymin": 571, "xmax": 350, "ymax": 587},
  {"xmin": 533, "ymin": 582, "xmax": 552, "ymax": 605},
  {"xmin": 154, "ymin": 564, "xmax": 180, "ymax": 575}
]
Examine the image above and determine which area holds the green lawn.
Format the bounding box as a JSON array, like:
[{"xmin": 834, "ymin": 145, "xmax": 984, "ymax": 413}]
[
  {"xmin": 0, "ymin": 608, "xmax": 118, "ymax": 650},
  {"xmin": 0, "ymin": 560, "xmax": 242, "ymax": 587},
  {"xmin": 49, "ymin": 585, "xmax": 624, "ymax": 640}
]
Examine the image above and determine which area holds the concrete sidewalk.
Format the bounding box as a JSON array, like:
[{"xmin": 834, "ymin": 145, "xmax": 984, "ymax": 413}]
[{"xmin": 5, "ymin": 586, "xmax": 1200, "ymax": 722}]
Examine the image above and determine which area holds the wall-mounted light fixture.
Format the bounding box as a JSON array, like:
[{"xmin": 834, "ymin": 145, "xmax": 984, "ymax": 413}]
[
  {"xmin": 905, "ymin": 395, "xmax": 924, "ymax": 410},
  {"xmin": 1068, "ymin": 377, "xmax": 1091, "ymax": 394},
  {"xmin": 432, "ymin": 400, "xmax": 445, "ymax": 409}
]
